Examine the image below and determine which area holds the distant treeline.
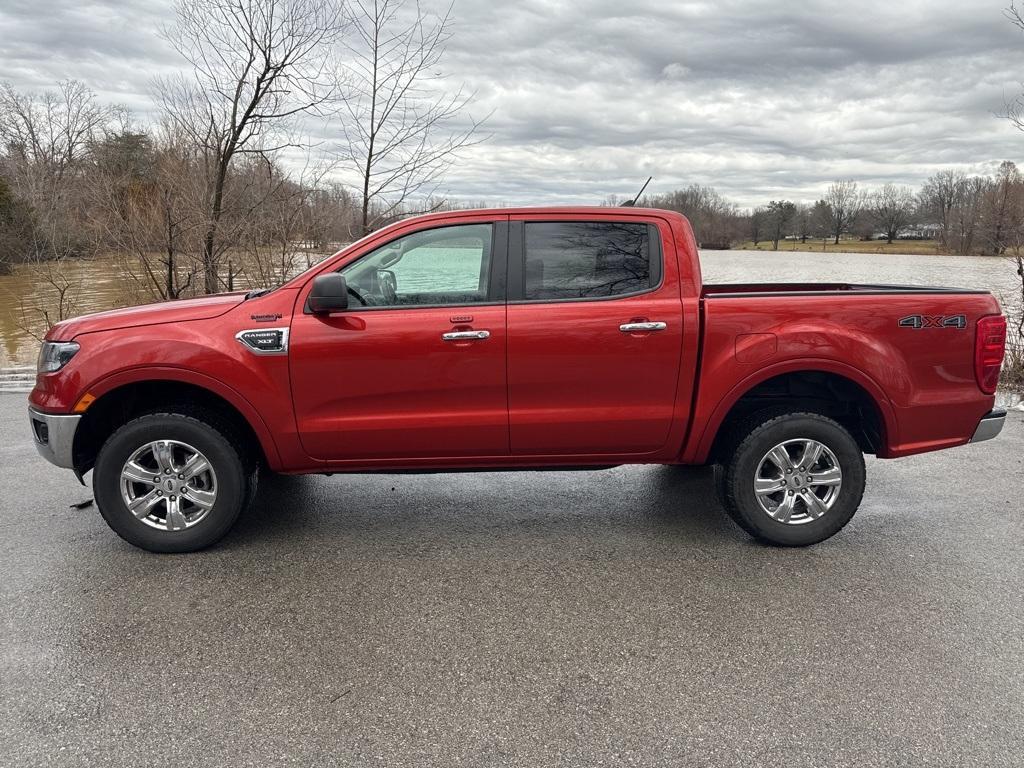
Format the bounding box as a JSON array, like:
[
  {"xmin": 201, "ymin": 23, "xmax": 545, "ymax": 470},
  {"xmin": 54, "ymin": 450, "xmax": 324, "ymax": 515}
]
[{"xmin": 599, "ymin": 163, "xmax": 1024, "ymax": 256}]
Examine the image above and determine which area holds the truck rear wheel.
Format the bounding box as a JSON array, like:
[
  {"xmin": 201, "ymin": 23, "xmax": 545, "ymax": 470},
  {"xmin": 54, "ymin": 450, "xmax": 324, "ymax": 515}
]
[
  {"xmin": 93, "ymin": 412, "xmax": 256, "ymax": 553},
  {"xmin": 717, "ymin": 412, "xmax": 865, "ymax": 546}
]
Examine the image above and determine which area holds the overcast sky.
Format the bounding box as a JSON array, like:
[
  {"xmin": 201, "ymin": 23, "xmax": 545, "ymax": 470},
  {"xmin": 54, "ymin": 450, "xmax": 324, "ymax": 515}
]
[{"xmin": 3, "ymin": 0, "xmax": 1024, "ymax": 207}]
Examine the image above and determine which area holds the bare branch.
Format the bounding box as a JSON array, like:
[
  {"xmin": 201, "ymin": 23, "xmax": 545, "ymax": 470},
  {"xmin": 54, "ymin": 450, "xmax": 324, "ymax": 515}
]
[
  {"xmin": 157, "ymin": 0, "xmax": 345, "ymax": 292},
  {"xmin": 333, "ymin": 0, "xmax": 488, "ymax": 235}
]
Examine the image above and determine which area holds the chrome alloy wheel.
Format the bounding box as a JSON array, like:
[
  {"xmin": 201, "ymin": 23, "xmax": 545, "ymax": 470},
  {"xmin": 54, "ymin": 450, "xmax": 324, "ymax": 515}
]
[
  {"xmin": 753, "ymin": 438, "xmax": 843, "ymax": 525},
  {"xmin": 119, "ymin": 440, "xmax": 218, "ymax": 531}
]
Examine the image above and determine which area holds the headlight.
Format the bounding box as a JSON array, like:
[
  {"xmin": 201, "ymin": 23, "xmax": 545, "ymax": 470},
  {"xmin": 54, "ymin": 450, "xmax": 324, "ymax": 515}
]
[{"xmin": 37, "ymin": 341, "xmax": 80, "ymax": 373}]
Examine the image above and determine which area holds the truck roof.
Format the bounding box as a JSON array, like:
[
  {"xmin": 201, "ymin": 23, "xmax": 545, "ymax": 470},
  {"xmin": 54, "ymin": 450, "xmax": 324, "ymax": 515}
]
[{"xmin": 396, "ymin": 206, "xmax": 681, "ymax": 221}]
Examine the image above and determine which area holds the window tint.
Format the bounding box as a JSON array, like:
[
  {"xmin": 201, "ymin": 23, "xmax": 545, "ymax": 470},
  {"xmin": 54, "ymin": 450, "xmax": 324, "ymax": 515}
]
[
  {"xmin": 523, "ymin": 222, "xmax": 652, "ymax": 300},
  {"xmin": 341, "ymin": 224, "xmax": 492, "ymax": 307}
]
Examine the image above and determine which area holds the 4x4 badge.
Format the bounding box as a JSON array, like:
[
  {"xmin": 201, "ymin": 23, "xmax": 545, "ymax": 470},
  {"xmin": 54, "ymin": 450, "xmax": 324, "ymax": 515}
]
[{"xmin": 898, "ymin": 314, "xmax": 967, "ymax": 330}]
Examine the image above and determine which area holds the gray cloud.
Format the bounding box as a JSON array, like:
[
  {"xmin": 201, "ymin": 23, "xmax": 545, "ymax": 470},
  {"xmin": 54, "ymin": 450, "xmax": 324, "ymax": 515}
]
[{"xmin": 2, "ymin": 0, "xmax": 1023, "ymax": 207}]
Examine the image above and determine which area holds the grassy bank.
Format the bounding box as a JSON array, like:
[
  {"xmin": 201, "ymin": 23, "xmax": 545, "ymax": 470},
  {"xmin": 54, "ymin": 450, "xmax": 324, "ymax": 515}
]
[{"xmin": 733, "ymin": 239, "xmax": 946, "ymax": 255}]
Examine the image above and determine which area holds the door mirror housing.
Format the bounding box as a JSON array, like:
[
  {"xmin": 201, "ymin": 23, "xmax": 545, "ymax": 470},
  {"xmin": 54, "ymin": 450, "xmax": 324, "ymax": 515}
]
[{"xmin": 308, "ymin": 273, "xmax": 349, "ymax": 313}]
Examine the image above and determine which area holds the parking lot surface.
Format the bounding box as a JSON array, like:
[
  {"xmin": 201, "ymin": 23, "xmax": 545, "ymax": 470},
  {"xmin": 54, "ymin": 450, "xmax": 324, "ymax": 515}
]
[{"xmin": 2, "ymin": 393, "xmax": 1023, "ymax": 767}]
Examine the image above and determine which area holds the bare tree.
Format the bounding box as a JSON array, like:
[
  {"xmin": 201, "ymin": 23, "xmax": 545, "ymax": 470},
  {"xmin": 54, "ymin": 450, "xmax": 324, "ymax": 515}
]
[
  {"xmin": 997, "ymin": 5, "xmax": 1024, "ymax": 382},
  {"xmin": 951, "ymin": 176, "xmax": 990, "ymax": 255},
  {"xmin": 870, "ymin": 184, "xmax": 916, "ymax": 244},
  {"xmin": 15, "ymin": 262, "xmax": 82, "ymax": 341},
  {"xmin": 89, "ymin": 126, "xmax": 202, "ymax": 300},
  {"xmin": 158, "ymin": 0, "xmax": 345, "ymax": 293},
  {"xmin": 1004, "ymin": 4, "xmax": 1024, "ymax": 129},
  {"xmin": 306, "ymin": 181, "xmax": 360, "ymax": 247},
  {"xmin": 748, "ymin": 206, "xmax": 767, "ymax": 246},
  {"xmin": 0, "ymin": 80, "xmax": 116, "ymax": 260},
  {"xmin": 919, "ymin": 170, "xmax": 965, "ymax": 248},
  {"xmin": 236, "ymin": 158, "xmax": 336, "ymax": 287},
  {"xmin": 0, "ymin": 176, "xmax": 35, "ymax": 274},
  {"xmin": 765, "ymin": 200, "xmax": 797, "ymax": 250},
  {"xmin": 822, "ymin": 180, "xmax": 863, "ymax": 245},
  {"xmin": 647, "ymin": 184, "xmax": 741, "ymax": 248},
  {"xmin": 810, "ymin": 200, "xmax": 832, "ymax": 246},
  {"xmin": 336, "ymin": 0, "xmax": 487, "ymax": 235},
  {"xmin": 981, "ymin": 161, "xmax": 1024, "ymax": 255},
  {"xmin": 794, "ymin": 203, "xmax": 813, "ymax": 244}
]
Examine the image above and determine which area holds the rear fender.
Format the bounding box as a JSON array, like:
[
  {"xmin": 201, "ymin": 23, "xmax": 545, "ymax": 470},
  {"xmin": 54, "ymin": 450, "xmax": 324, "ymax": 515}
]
[{"xmin": 684, "ymin": 358, "xmax": 898, "ymax": 464}]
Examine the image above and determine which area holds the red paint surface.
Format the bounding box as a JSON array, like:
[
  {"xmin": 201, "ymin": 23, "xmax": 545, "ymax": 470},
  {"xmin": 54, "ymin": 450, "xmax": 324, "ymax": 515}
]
[{"xmin": 30, "ymin": 207, "xmax": 1003, "ymax": 473}]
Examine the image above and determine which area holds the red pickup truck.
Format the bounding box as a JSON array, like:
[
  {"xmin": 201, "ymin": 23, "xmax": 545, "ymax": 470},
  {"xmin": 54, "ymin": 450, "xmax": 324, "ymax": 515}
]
[{"xmin": 28, "ymin": 207, "xmax": 1008, "ymax": 552}]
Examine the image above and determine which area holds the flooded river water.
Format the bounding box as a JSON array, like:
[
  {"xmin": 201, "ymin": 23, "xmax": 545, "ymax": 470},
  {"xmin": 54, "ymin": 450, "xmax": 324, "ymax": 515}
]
[{"xmin": 0, "ymin": 248, "xmax": 1020, "ymax": 367}]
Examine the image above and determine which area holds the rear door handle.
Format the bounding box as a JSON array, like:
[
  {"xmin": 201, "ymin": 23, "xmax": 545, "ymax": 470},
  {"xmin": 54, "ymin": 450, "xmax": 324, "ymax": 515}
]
[
  {"xmin": 619, "ymin": 321, "xmax": 667, "ymax": 333},
  {"xmin": 442, "ymin": 330, "xmax": 490, "ymax": 341}
]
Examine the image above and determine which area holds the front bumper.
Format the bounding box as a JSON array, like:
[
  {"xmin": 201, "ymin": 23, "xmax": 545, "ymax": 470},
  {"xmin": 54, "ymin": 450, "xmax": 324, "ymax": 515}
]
[
  {"xmin": 970, "ymin": 409, "xmax": 1006, "ymax": 444},
  {"xmin": 28, "ymin": 406, "xmax": 81, "ymax": 469}
]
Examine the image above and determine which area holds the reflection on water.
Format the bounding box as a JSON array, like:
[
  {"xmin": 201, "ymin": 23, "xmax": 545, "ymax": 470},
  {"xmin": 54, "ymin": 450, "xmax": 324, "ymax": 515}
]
[{"xmin": 0, "ymin": 248, "xmax": 1020, "ymax": 367}]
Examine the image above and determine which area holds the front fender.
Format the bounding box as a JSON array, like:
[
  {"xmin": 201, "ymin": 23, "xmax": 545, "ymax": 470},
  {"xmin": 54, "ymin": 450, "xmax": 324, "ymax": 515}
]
[
  {"xmin": 30, "ymin": 318, "xmax": 299, "ymax": 471},
  {"xmin": 83, "ymin": 365, "xmax": 284, "ymax": 470}
]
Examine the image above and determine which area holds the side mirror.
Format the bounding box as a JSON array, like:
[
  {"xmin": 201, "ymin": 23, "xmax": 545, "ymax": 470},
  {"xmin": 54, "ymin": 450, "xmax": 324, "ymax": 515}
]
[{"xmin": 308, "ymin": 273, "xmax": 349, "ymax": 313}]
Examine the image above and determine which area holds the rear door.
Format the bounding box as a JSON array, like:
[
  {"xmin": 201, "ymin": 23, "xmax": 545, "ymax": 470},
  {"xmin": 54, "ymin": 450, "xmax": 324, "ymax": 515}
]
[{"xmin": 506, "ymin": 214, "xmax": 683, "ymax": 455}]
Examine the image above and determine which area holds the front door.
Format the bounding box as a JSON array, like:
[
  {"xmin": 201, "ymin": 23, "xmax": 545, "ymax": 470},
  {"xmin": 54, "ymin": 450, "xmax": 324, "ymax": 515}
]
[
  {"xmin": 290, "ymin": 219, "xmax": 509, "ymax": 462},
  {"xmin": 506, "ymin": 216, "xmax": 683, "ymax": 455}
]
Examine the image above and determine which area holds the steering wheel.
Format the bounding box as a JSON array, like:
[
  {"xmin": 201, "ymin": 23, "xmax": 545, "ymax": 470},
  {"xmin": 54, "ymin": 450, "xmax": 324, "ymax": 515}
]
[{"xmin": 346, "ymin": 284, "xmax": 374, "ymax": 307}]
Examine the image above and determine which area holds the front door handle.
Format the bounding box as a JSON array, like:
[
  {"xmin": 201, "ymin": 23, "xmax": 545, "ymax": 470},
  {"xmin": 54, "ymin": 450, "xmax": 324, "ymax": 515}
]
[
  {"xmin": 442, "ymin": 330, "xmax": 490, "ymax": 341},
  {"xmin": 619, "ymin": 321, "xmax": 667, "ymax": 333}
]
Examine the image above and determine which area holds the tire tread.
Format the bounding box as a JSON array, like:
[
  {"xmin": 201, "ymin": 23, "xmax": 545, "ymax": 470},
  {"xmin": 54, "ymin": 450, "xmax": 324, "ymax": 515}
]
[
  {"xmin": 717, "ymin": 411, "xmax": 866, "ymax": 546},
  {"xmin": 93, "ymin": 408, "xmax": 256, "ymax": 552}
]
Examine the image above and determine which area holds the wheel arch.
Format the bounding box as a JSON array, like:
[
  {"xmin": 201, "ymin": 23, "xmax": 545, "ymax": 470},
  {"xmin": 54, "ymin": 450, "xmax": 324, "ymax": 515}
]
[
  {"xmin": 72, "ymin": 368, "xmax": 282, "ymax": 476},
  {"xmin": 688, "ymin": 360, "xmax": 898, "ymax": 464}
]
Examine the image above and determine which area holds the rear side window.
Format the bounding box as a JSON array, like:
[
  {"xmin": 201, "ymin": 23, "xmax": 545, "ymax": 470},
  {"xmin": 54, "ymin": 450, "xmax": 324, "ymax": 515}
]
[{"xmin": 523, "ymin": 222, "xmax": 657, "ymax": 300}]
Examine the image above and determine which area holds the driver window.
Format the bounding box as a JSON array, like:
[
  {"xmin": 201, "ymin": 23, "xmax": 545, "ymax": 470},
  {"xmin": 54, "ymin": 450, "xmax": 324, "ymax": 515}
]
[{"xmin": 340, "ymin": 224, "xmax": 493, "ymax": 308}]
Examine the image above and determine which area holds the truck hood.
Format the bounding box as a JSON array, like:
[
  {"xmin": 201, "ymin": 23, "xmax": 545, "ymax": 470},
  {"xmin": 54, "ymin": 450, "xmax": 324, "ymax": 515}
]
[{"xmin": 46, "ymin": 293, "xmax": 247, "ymax": 341}]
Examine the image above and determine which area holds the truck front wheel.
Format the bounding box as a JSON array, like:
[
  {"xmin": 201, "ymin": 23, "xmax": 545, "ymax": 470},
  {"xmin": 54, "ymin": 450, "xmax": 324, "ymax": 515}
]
[
  {"xmin": 716, "ymin": 412, "xmax": 866, "ymax": 546},
  {"xmin": 93, "ymin": 412, "xmax": 256, "ymax": 553}
]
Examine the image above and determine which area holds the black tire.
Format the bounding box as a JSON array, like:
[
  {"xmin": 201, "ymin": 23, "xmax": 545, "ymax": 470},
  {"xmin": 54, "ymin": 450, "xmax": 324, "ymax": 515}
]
[
  {"xmin": 93, "ymin": 411, "xmax": 256, "ymax": 553},
  {"xmin": 716, "ymin": 412, "xmax": 866, "ymax": 546},
  {"xmin": 714, "ymin": 464, "xmax": 757, "ymax": 536}
]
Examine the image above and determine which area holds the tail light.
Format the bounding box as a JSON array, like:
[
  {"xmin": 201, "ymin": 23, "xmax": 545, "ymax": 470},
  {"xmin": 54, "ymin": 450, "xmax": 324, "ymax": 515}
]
[{"xmin": 974, "ymin": 315, "xmax": 1007, "ymax": 395}]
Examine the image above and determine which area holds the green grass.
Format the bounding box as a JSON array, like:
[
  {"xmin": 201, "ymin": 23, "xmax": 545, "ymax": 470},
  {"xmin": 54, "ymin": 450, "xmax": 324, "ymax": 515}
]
[{"xmin": 734, "ymin": 239, "xmax": 946, "ymax": 255}]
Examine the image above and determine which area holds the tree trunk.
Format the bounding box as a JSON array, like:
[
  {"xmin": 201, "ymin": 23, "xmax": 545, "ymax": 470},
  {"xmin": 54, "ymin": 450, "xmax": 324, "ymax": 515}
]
[
  {"xmin": 360, "ymin": 12, "xmax": 380, "ymax": 237},
  {"xmin": 361, "ymin": 181, "xmax": 370, "ymax": 236},
  {"xmin": 165, "ymin": 210, "xmax": 176, "ymax": 299},
  {"xmin": 203, "ymin": 160, "xmax": 230, "ymax": 294}
]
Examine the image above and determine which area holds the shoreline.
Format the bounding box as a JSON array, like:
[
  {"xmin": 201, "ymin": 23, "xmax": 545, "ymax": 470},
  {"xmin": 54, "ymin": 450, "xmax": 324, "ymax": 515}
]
[{"xmin": 722, "ymin": 240, "xmax": 1001, "ymax": 258}]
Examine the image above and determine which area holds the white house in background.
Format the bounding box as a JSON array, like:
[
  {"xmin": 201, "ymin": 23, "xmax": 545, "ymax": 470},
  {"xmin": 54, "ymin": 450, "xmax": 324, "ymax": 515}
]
[{"xmin": 872, "ymin": 224, "xmax": 942, "ymax": 240}]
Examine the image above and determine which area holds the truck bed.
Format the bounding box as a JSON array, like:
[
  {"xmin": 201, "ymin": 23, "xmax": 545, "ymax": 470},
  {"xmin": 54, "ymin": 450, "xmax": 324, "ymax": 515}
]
[{"xmin": 689, "ymin": 282, "xmax": 1001, "ymax": 460}]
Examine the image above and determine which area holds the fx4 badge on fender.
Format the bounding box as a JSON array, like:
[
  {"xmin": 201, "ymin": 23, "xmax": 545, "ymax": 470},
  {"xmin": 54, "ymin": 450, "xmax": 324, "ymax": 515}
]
[{"xmin": 898, "ymin": 314, "xmax": 967, "ymax": 330}]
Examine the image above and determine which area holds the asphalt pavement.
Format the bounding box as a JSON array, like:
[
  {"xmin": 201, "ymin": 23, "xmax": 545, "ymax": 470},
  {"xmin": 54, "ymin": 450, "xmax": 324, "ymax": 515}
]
[{"xmin": 2, "ymin": 392, "xmax": 1022, "ymax": 767}]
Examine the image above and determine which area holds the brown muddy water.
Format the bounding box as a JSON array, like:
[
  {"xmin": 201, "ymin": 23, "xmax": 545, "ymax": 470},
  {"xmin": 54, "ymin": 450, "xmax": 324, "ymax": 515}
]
[
  {"xmin": 0, "ymin": 248, "xmax": 1021, "ymax": 367},
  {"xmin": 0, "ymin": 252, "xmax": 329, "ymax": 367}
]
